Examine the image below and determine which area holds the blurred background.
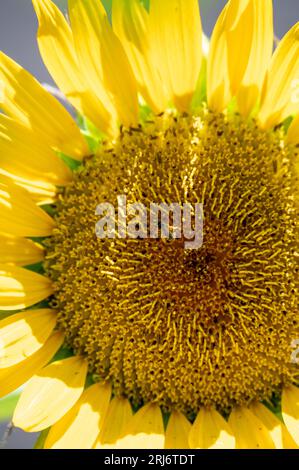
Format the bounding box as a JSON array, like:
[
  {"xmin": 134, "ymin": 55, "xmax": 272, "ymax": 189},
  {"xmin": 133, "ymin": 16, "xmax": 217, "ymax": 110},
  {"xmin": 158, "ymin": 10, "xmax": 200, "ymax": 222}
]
[{"xmin": 0, "ymin": 0, "xmax": 298, "ymax": 450}]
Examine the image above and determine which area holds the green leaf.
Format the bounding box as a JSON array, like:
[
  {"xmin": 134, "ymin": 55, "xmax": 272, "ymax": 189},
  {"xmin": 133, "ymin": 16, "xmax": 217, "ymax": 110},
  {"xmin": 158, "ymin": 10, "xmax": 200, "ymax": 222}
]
[
  {"xmin": 0, "ymin": 393, "xmax": 19, "ymax": 421},
  {"xmin": 34, "ymin": 428, "xmax": 50, "ymax": 449}
]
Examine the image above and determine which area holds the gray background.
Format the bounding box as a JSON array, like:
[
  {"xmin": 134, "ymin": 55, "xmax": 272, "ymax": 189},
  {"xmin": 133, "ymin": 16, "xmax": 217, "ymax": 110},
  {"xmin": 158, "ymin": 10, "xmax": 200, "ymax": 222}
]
[{"xmin": 0, "ymin": 0, "xmax": 298, "ymax": 451}]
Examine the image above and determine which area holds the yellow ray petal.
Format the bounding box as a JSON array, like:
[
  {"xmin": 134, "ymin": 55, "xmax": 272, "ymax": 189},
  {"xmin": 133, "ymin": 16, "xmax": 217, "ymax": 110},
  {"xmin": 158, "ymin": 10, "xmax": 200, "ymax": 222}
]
[
  {"xmin": 69, "ymin": 0, "xmax": 138, "ymax": 127},
  {"xmin": 94, "ymin": 396, "xmax": 133, "ymax": 449},
  {"xmin": 0, "ymin": 309, "xmax": 56, "ymax": 368},
  {"xmin": 112, "ymin": 0, "xmax": 167, "ymax": 113},
  {"xmin": 189, "ymin": 407, "xmax": 235, "ymax": 449},
  {"xmin": 207, "ymin": 0, "xmax": 255, "ymax": 111},
  {"xmin": 0, "ymin": 233, "xmax": 44, "ymax": 266},
  {"xmin": 0, "ymin": 114, "xmax": 72, "ymax": 186},
  {"xmin": 112, "ymin": 403, "xmax": 164, "ymax": 449},
  {"xmin": 237, "ymin": 0, "xmax": 273, "ymax": 116},
  {"xmin": 250, "ymin": 402, "xmax": 298, "ymax": 449},
  {"xmin": 45, "ymin": 382, "xmax": 111, "ymax": 449},
  {"xmin": 287, "ymin": 114, "xmax": 299, "ymax": 144},
  {"xmin": 259, "ymin": 22, "xmax": 299, "ymax": 128},
  {"xmin": 13, "ymin": 355, "xmax": 88, "ymax": 432},
  {"xmin": 228, "ymin": 407, "xmax": 275, "ymax": 448},
  {"xmin": 0, "ymin": 175, "xmax": 55, "ymax": 237},
  {"xmin": 282, "ymin": 385, "xmax": 299, "ymax": 446},
  {"xmin": 0, "ymin": 173, "xmax": 57, "ymax": 206},
  {"xmin": 149, "ymin": 0, "xmax": 202, "ymax": 111},
  {"xmin": 0, "ymin": 265, "xmax": 53, "ymax": 311},
  {"xmin": 32, "ymin": 0, "xmax": 117, "ymax": 137},
  {"xmin": 0, "ymin": 331, "xmax": 63, "ymax": 399},
  {"xmin": 164, "ymin": 411, "xmax": 191, "ymax": 449},
  {"xmin": 0, "ymin": 52, "xmax": 88, "ymax": 159}
]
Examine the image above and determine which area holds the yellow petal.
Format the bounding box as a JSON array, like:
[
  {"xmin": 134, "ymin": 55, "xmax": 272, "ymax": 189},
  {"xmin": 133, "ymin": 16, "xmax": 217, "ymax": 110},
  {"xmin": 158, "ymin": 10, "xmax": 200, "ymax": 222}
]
[
  {"xmin": 149, "ymin": 0, "xmax": 202, "ymax": 111},
  {"xmin": 0, "ymin": 331, "xmax": 63, "ymax": 399},
  {"xmin": 237, "ymin": 0, "xmax": 273, "ymax": 116},
  {"xmin": 33, "ymin": 0, "xmax": 117, "ymax": 137},
  {"xmin": 0, "ymin": 172, "xmax": 57, "ymax": 206},
  {"xmin": 0, "ymin": 233, "xmax": 44, "ymax": 266},
  {"xmin": 69, "ymin": 0, "xmax": 138, "ymax": 127},
  {"xmin": 0, "ymin": 51, "xmax": 88, "ymax": 159},
  {"xmin": 228, "ymin": 407, "xmax": 275, "ymax": 448},
  {"xmin": 282, "ymin": 385, "xmax": 299, "ymax": 446},
  {"xmin": 259, "ymin": 22, "xmax": 299, "ymax": 128},
  {"xmin": 0, "ymin": 265, "xmax": 53, "ymax": 311},
  {"xmin": 112, "ymin": 0, "xmax": 167, "ymax": 113},
  {"xmin": 13, "ymin": 356, "xmax": 88, "ymax": 432},
  {"xmin": 207, "ymin": 0, "xmax": 255, "ymax": 111},
  {"xmin": 287, "ymin": 114, "xmax": 299, "ymax": 144},
  {"xmin": 250, "ymin": 402, "xmax": 298, "ymax": 449},
  {"xmin": 94, "ymin": 396, "xmax": 133, "ymax": 449},
  {"xmin": 0, "ymin": 114, "xmax": 72, "ymax": 186},
  {"xmin": 0, "ymin": 309, "xmax": 56, "ymax": 368},
  {"xmin": 165, "ymin": 411, "xmax": 191, "ymax": 449},
  {"xmin": 45, "ymin": 382, "xmax": 111, "ymax": 449},
  {"xmin": 189, "ymin": 407, "xmax": 235, "ymax": 449},
  {"xmin": 0, "ymin": 175, "xmax": 55, "ymax": 237},
  {"xmin": 113, "ymin": 403, "xmax": 165, "ymax": 449}
]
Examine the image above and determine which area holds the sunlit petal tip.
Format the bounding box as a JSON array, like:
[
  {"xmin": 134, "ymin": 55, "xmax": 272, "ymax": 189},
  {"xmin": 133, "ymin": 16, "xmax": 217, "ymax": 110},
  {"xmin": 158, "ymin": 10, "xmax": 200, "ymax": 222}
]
[
  {"xmin": 45, "ymin": 382, "xmax": 112, "ymax": 449},
  {"xmin": 189, "ymin": 407, "xmax": 235, "ymax": 449},
  {"xmin": 109, "ymin": 403, "xmax": 165, "ymax": 449},
  {"xmin": 0, "ymin": 175, "xmax": 55, "ymax": 237},
  {"xmin": 0, "ymin": 264, "xmax": 53, "ymax": 311},
  {"xmin": 94, "ymin": 395, "xmax": 132, "ymax": 449},
  {"xmin": 282, "ymin": 385, "xmax": 299, "ymax": 446},
  {"xmin": 0, "ymin": 331, "xmax": 64, "ymax": 399},
  {"xmin": 164, "ymin": 410, "xmax": 191, "ymax": 449},
  {"xmin": 0, "ymin": 308, "xmax": 57, "ymax": 368},
  {"xmin": 13, "ymin": 355, "xmax": 88, "ymax": 432},
  {"xmin": 228, "ymin": 406, "xmax": 275, "ymax": 449},
  {"xmin": 0, "ymin": 174, "xmax": 58, "ymax": 206},
  {"xmin": 250, "ymin": 401, "xmax": 298, "ymax": 449},
  {"xmin": 0, "ymin": 233, "xmax": 44, "ymax": 266}
]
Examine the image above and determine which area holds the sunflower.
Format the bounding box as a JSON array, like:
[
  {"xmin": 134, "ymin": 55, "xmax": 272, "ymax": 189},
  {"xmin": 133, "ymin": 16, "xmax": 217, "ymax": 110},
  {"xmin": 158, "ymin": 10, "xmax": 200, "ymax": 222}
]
[{"xmin": 0, "ymin": 0, "xmax": 298, "ymax": 450}]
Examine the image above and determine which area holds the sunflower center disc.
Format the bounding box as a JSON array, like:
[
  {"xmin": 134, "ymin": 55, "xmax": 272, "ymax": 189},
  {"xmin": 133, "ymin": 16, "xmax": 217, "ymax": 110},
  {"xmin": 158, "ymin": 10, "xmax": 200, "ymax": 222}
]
[{"xmin": 46, "ymin": 110, "xmax": 299, "ymax": 415}]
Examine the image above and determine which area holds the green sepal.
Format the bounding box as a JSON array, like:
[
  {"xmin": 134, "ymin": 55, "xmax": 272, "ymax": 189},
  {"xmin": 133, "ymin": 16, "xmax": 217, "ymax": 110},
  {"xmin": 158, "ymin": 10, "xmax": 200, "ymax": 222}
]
[
  {"xmin": 282, "ymin": 115, "xmax": 294, "ymax": 134},
  {"xmin": 191, "ymin": 59, "xmax": 207, "ymax": 111},
  {"xmin": 140, "ymin": 0, "xmax": 150, "ymax": 11},
  {"xmin": 52, "ymin": 345, "xmax": 74, "ymax": 362},
  {"xmin": 59, "ymin": 152, "xmax": 82, "ymax": 171},
  {"xmin": 34, "ymin": 428, "xmax": 50, "ymax": 449}
]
